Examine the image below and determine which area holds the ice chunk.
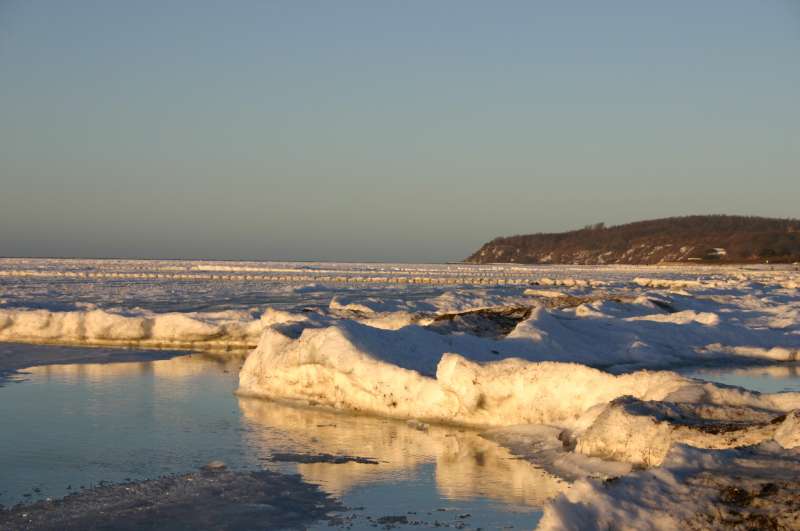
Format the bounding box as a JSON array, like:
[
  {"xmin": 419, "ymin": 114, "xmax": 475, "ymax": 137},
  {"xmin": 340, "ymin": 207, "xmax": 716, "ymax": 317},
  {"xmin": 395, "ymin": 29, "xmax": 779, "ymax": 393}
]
[
  {"xmin": 574, "ymin": 395, "xmax": 793, "ymax": 466},
  {"xmin": 239, "ymin": 319, "xmax": 799, "ymax": 434},
  {"xmin": 537, "ymin": 442, "xmax": 800, "ymax": 530}
]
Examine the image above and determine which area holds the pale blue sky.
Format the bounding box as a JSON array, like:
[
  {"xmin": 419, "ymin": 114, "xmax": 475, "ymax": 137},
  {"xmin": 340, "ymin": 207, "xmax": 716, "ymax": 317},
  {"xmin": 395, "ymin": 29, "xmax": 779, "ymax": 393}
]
[{"xmin": 1, "ymin": 1, "xmax": 798, "ymax": 261}]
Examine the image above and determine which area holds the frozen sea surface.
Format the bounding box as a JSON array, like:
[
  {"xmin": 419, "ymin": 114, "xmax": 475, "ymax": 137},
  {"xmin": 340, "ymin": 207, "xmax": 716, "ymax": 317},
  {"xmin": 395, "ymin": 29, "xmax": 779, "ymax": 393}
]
[
  {"xmin": 2, "ymin": 258, "xmax": 799, "ymax": 529},
  {"xmin": 4, "ymin": 257, "xmax": 793, "ymax": 313}
]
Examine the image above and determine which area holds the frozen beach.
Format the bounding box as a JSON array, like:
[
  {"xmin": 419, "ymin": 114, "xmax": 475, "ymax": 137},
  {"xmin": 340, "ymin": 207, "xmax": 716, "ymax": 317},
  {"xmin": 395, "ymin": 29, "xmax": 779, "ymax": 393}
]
[{"xmin": 1, "ymin": 258, "xmax": 799, "ymax": 529}]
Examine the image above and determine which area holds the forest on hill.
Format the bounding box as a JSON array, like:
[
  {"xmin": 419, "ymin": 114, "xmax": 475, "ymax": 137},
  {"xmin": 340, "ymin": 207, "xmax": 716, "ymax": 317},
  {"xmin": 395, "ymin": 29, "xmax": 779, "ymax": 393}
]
[{"xmin": 466, "ymin": 215, "xmax": 800, "ymax": 265}]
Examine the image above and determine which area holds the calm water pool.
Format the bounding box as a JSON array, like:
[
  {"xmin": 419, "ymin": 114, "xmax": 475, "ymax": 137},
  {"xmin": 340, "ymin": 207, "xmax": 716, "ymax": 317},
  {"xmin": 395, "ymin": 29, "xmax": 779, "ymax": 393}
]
[
  {"xmin": 684, "ymin": 363, "xmax": 800, "ymax": 394},
  {"xmin": 0, "ymin": 350, "xmax": 548, "ymax": 529}
]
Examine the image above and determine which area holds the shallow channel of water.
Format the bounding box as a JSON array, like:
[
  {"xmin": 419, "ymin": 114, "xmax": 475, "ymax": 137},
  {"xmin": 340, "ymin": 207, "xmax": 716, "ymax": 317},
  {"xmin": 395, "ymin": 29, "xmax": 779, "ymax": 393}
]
[{"xmin": 0, "ymin": 350, "xmax": 548, "ymax": 529}]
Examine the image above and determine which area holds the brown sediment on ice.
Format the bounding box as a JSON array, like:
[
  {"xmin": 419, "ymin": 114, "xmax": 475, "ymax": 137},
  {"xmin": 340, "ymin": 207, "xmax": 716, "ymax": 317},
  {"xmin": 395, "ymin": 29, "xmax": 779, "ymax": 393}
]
[{"xmin": 267, "ymin": 453, "xmax": 380, "ymax": 465}]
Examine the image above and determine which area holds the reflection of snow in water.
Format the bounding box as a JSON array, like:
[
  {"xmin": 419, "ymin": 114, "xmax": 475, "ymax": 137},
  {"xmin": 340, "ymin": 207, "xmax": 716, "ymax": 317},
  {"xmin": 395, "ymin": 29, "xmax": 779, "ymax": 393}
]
[
  {"xmin": 238, "ymin": 397, "xmax": 563, "ymax": 506},
  {"xmin": 685, "ymin": 363, "xmax": 800, "ymax": 393},
  {"xmin": 0, "ymin": 354, "xmax": 548, "ymax": 529}
]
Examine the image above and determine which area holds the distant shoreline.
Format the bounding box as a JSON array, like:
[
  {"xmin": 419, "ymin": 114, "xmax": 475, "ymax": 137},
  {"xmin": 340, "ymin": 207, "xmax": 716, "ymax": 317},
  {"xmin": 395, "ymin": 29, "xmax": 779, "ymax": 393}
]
[{"xmin": 467, "ymin": 215, "xmax": 800, "ymax": 265}]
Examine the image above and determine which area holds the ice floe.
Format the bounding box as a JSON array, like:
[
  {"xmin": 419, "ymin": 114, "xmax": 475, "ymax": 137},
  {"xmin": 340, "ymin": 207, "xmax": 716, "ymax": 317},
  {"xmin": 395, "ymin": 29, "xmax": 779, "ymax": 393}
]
[{"xmin": 238, "ymin": 318, "xmax": 800, "ymax": 443}]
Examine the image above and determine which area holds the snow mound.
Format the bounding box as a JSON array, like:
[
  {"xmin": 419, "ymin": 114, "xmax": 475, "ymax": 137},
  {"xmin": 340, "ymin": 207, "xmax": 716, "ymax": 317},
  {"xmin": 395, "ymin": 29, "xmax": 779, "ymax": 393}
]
[
  {"xmin": 240, "ymin": 319, "xmax": 674, "ymax": 426},
  {"xmin": 239, "ymin": 319, "xmax": 800, "ymax": 437},
  {"xmin": 329, "ymin": 296, "xmax": 387, "ymax": 315},
  {"xmin": 626, "ymin": 309, "xmax": 720, "ymax": 326},
  {"xmin": 0, "ymin": 307, "xmax": 266, "ymax": 351},
  {"xmin": 504, "ymin": 302, "xmax": 799, "ymax": 368},
  {"xmin": 574, "ymin": 394, "xmax": 793, "ymax": 466},
  {"xmin": 537, "ymin": 442, "xmax": 800, "ymax": 530}
]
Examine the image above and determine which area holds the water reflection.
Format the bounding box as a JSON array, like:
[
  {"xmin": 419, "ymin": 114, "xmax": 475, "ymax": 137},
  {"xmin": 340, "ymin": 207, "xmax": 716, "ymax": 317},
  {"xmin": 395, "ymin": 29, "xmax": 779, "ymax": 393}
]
[
  {"xmin": 1, "ymin": 352, "xmax": 554, "ymax": 527},
  {"xmin": 30, "ymin": 353, "xmax": 244, "ymax": 384},
  {"xmin": 686, "ymin": 363, "xmax": 800, "ymax": 393},
  {"xmin": 0, "ymin": 355, "xmax": 255, "ymax": 507},
  {"xmin": 238, "ymin": 398, "xmax": 563, "ymax": 506}
]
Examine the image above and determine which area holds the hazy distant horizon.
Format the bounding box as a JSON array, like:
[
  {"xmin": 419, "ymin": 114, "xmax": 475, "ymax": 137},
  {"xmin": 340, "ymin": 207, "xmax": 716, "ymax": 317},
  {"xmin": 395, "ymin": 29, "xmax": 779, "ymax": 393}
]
[
  {"xmin": 2, "ymin": 1, "xmax": 798, "ymax": 262},
  {"xmin": 3, "ymin": 212, "xmax": 797, "ymax": 264}
]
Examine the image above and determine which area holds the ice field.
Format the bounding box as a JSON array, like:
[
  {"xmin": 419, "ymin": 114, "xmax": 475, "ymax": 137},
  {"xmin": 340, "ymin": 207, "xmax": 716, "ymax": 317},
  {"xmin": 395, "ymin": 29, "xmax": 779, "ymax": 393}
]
[{"xmin": 2, "ymin": 258, "xmax": 799, "ymax": 529}]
